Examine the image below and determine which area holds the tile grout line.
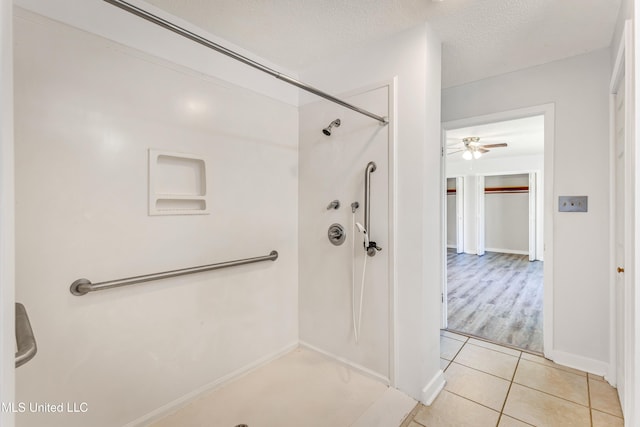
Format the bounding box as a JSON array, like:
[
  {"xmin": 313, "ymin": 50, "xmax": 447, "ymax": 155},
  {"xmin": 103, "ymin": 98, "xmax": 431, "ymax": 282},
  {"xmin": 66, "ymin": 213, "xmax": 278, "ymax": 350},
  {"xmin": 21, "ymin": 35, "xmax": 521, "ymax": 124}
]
[
  {"xmin": 399, "ymin": 403, "xmax": 423, "ymax": 427},
  {"xmin": 587, "ymin": 375, "xmax": 593, "ymax": 427},
  {"xmin": 445, "ymin": 328, "xmax": 541, "ymax": 357},
  {"xmin": 496, "ymin": 350, "xmax": 522, "ymax": 426},
  {"xmin": 446, "ymin": 337, "xmax": 469, "ymax": 368},
  {"xmin": 591, "ymin": 408, "xmax": 625, "ymax": 420},
  {"xmin": 449, "ymin": 360, "xmax": 517, "ymax": 382},
  {"xmin": 440, "ymin": 330, "xmax": 469, "ymax": 343},
  {"xmin": 443, "ymin": 389, "xmax": 501, "ymax": 414},
  {"xmin": 464, "ymin": 340, "xmax": 521, "ymax": 357},
  {"xmin": 513, "ymin": 381, "xmax": 592, "ymax": 409},
  {"xmin": 520, "ymin": 356, "xmax": 588, "ymax": 377}
]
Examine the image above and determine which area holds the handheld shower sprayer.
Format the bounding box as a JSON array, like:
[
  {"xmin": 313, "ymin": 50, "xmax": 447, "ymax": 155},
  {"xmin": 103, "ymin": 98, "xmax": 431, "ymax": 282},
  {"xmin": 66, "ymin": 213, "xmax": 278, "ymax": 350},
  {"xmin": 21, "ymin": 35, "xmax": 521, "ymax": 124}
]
[
  {"xmin": 322, "ymin": 118, "xmax": 341, "ymax": 136},
  {"xmin": 352, "ymin": 216, "xmax": 368, "ymax": 345},
  {"xmin": 355, "ymin": 222, "xmax": 369, "ymax": 247}
]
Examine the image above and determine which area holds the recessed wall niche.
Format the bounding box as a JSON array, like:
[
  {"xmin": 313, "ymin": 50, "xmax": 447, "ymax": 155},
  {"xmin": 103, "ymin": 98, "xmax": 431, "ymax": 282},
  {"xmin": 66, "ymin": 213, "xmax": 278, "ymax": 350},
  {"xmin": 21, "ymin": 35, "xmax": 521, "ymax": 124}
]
[{"xmin": 148, "ymin": 149, "xmax": 209, "ymax": 215}]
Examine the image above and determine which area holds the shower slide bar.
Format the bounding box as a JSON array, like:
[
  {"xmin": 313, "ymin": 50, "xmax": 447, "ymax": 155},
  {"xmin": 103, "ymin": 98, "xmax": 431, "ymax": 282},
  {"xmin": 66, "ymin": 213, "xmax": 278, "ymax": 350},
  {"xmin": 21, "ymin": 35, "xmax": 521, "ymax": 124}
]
[
  {"xmin": 70, "ymin": 250, "xmax": 279, "ymax": 296},
  {"xmin": 103, "ymin": 0, "xmax": 388, "ymax": 125},
  {"xmin": 15, "ymin": 303, "xmax": 37, "ymax": 368}
]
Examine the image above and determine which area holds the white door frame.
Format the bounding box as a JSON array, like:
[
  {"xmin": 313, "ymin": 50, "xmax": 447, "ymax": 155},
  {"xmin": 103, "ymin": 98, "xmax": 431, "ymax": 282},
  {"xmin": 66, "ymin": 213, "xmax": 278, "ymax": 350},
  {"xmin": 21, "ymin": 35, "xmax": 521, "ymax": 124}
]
[
  {"xmin": 441, "ymin": 175, "xmax": 464, "ymax": 328},
  {"xmin": 441, "ymin": 103, "xmax": 555, "ymax": 356},
  {"xmin": 444, "ymin": 176, "xmax": 465, "ymax": 253},
  {"xmin": 528, "ymin": 172, "xmax": 537, "ymax": 261},
  {"xmin": 0, "ymin": 0, "xmax": 15, "ymax": 425},
  {"xmin": 455, "ymin": 176, "xmax": 464, "ymax": 254},
  {"xmin": 609, "ymin": 19, "xmax": 635, "ymax": 426},
  {"xmin": 476, "ymin": 175, "xmax": 486, "ymax": 256}
]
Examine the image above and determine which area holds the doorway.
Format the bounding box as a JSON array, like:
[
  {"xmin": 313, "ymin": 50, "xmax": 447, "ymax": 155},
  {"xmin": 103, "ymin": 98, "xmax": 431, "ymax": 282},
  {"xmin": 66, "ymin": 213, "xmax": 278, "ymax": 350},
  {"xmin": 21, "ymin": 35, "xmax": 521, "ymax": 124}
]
[
  {"xmin": 446, "ymin": 172, "xmax": 543, "ymax": 351},
  {"xmin": 441, "ymin": 108, "xmax": 553, "ymax": 354}
]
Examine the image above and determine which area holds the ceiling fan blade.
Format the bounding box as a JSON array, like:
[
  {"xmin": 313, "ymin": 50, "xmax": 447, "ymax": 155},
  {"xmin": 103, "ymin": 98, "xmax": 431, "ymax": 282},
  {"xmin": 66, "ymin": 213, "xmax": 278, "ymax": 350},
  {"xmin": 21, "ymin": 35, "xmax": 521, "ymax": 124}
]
[
  {"xmin": 447, "ymin": 149, "xmax": 464, "ymax": 155},
  {"xmin": 477, "ymin": 148, "xmax": 490, "ymax": 153},
  {"xmin": 480, "ymin": 143, "xmax": 508, "ymax": 148}
]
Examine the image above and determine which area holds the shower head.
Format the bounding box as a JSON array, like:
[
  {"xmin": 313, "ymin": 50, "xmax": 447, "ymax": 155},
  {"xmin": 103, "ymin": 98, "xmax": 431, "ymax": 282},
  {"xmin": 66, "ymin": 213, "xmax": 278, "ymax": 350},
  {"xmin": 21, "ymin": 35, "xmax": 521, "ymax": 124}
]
[{"xmin": 322, "ymin": 119, "xmax": 341, "ymax": 136}]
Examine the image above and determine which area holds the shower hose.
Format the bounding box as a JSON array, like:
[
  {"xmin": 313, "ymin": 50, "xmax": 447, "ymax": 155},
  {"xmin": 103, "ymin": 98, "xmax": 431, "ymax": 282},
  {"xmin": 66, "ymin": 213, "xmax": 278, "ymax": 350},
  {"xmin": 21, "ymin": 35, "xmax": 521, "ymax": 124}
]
[{"xmin": 352, "ymin": 210, "xmax": 367, "ymax": 344}]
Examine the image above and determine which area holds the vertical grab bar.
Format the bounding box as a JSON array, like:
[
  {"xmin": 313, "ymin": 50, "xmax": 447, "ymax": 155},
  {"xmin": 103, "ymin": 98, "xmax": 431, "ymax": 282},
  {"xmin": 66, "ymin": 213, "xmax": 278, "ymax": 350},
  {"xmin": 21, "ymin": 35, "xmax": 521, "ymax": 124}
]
[
  {"xmin": 364, "ymin": 161, "xmax": 381, "ymax": 257},
  {"xmin": 364, "ymin": 161, "xmax": 376, "ymax": 237}
]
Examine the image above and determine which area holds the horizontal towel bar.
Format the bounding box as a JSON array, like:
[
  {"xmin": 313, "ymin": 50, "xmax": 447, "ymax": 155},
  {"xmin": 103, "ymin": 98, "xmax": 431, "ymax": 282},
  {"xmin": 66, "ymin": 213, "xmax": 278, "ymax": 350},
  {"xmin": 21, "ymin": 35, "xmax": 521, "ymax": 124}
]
[
  {"xmin": 70, "ymin": 250, "xmax": 278, "ymax": 296},
  {"xmin": 15, "ymin": 303, "xmax": 37, "ymax": 368}
]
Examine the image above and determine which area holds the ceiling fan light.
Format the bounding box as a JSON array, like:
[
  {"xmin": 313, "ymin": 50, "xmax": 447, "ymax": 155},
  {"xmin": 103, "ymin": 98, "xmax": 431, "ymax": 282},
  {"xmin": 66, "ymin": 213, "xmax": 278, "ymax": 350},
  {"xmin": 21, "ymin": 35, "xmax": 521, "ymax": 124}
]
[
  {"xmin": 473, "ymin": 151, "xmax": 482, "ymax": 159},
  {"xmin": 462, "ymin": 150, "xmax": 472, "ymax": 160}
]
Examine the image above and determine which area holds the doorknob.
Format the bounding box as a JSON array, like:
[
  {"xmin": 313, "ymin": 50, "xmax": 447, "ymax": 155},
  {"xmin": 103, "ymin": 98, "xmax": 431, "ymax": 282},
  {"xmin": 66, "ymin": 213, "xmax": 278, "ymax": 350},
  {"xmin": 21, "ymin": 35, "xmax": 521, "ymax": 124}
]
[{"xmin": 617, "ymin": 267, "xmax": 625, "ymax": 273}]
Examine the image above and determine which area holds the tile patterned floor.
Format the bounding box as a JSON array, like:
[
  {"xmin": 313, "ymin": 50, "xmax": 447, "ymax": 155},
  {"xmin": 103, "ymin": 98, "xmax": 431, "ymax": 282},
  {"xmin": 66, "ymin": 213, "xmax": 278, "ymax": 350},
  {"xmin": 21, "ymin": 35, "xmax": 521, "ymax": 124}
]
[{"xmin": 401, "ymin": 331, "xmax": 624, "ymax": 427}]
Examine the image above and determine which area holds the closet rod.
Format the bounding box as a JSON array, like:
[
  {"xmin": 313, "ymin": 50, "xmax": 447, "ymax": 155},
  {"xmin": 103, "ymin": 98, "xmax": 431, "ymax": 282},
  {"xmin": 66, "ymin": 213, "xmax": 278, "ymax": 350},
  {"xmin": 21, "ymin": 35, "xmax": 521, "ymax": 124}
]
[
  {"xmin": 103, "ymin": 0, "xmax": 389, "ymax": 125},
  {"xmin": 484, "ymin": 186, "xmax": 529, "ymax": 194}
]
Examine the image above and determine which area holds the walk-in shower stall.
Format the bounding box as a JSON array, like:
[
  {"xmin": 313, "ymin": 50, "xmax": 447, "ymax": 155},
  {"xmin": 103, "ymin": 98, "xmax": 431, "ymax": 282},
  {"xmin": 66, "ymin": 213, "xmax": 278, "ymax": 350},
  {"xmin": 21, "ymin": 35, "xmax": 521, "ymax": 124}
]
[
  {"xmin": 299, "ymin": 85, "xmax": 392, "ymax": 380},
  {"xmin": 11, "ymin": 1, "xmax": 443, "ymax": 426}
]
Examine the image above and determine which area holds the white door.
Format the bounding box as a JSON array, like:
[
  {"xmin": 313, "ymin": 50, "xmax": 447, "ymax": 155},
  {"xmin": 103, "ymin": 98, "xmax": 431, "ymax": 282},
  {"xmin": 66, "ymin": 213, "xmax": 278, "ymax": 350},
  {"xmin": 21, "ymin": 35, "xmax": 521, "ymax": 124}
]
[
  {"xmin": 476, "ymin": 175, "xmax": 485, "ymax": 256},
  {"xmin": 614, "ymin": 77, "xmax": 626, "ymax": 409},
  {"xmin": 456, "ymin": 177, "xmax": 464, "ymax": 254},
  {"xmin": 528, "ymin": 173, "xmax": 537, "ymax": 261}
]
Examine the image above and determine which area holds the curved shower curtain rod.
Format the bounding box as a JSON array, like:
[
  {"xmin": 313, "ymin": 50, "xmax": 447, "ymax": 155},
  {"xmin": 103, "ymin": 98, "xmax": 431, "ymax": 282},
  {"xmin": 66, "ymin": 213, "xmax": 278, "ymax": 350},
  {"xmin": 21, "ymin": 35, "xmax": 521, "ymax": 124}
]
[{"xmin": 103, "ymin": 0, "xmax": 389, "ymax": 125}]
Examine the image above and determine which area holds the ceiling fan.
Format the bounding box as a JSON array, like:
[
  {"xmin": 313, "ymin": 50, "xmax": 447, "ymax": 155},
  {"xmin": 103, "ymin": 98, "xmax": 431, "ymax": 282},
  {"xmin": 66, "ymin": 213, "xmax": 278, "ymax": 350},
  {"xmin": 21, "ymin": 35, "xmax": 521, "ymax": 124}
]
[{"xmin": 447, "ymin": 136, "xmax": 508, "ymax": 160}]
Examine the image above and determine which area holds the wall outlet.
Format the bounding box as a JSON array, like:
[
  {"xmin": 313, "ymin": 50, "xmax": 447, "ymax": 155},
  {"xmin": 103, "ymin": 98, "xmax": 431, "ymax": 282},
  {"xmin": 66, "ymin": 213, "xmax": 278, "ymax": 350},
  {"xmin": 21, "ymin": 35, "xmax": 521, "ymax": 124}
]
[{"xmin": 558, "ymin": 196, "xmax": 588, "ymax": 212}]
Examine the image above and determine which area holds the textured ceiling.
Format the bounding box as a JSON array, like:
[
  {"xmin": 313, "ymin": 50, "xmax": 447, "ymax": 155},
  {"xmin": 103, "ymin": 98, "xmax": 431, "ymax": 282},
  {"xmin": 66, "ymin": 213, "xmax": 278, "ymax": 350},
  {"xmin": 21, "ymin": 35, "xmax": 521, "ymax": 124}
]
[
  {"xmin": 446, "ymin": 115, "xmax": 544, "ymax": 162},
  {"xmin": 143, "ymin": 0, "xmax": 621, "ymax": 88}
]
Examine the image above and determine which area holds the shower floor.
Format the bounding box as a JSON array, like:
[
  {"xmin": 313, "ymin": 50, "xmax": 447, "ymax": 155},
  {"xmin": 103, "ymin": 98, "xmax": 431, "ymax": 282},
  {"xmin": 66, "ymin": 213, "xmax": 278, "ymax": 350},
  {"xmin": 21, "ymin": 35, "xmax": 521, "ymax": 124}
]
[{"xmin": 150, "ymin": 347, "xmax": 416, "ymax": 427}]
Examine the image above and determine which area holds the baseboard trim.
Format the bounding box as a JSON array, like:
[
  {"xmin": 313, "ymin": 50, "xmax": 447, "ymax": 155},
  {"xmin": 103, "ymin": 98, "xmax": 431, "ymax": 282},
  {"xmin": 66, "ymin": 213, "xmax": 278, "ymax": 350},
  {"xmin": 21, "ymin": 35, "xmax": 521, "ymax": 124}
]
[
  {"xmin": 122, "ymin": 341, "xmax": 299, "ymax": 427},
  {"xmin": 446, "ymin": 244, "xmax": 457, "ymax": 249},
  {"xmin": 549, "ymin": 349, "xmax": 611, "ymax": 383},
  {"xmin": 485, "ymin": 247, "xmax": 529, "ymax": 255},
  {"xmin": 299, "ymin": 340, "xmax": 391, "ymax": 386},
  {"xmin": 421, "ymin": 369, "xmax": 446, "ymax": 406}
]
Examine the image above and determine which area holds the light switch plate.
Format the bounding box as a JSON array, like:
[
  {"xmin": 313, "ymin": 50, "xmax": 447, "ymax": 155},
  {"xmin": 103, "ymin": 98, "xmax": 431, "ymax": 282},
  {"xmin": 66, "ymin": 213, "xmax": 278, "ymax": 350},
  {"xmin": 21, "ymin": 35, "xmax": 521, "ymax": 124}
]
[{"xmin": 559, "ymin": 196, "xmax": 588, "ymax": 212}]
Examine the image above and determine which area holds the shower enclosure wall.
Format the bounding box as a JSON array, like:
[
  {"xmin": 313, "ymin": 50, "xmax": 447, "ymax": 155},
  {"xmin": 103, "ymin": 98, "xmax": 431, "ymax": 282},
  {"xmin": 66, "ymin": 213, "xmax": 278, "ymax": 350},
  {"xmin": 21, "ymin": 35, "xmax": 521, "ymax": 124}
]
[
  {"xmin": 299, "ymin": 84, "xmax": 392, "ymax": 380},
  {"xmin": 14, "ymin": 9, "xmax": 298, "ymax": 427}
]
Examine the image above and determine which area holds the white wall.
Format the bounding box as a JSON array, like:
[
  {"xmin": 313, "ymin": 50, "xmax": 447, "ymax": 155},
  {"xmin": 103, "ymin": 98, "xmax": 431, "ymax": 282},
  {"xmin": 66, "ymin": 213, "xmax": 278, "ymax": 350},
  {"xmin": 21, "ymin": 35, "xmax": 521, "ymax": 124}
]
[
  {"xmin": 15, "ymin": 0, "xmax": 298, "ymax": 106},
  {"xmin": 299, "ymin": 24, "xmax": 443, "ymax": 401},
  {"xmin": 0, "ymin": 0, "xmax": 14, "ymax": 426},
  {"xmin": 484, "ymin": 174, "xmax": 529, "ymax": 254},
  {"xmin": 443, "ymin": 49, "xmax": 611, "ymax": 368},
  {"xmin": 14, "ymin": 10, "xmax": 298, "ymax": 427},
  {"xmin": 448, "ymin": 155, "xmax": 544, "ymax": 259}
]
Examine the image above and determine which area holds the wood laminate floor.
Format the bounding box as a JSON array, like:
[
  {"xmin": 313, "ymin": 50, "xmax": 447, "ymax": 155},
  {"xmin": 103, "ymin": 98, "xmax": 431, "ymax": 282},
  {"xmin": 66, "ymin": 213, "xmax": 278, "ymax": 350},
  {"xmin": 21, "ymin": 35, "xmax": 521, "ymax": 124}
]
[{"xmin": 446, "ymin": 249, "xmax": 543, "ymax": 352}]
